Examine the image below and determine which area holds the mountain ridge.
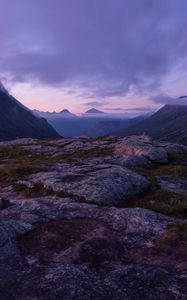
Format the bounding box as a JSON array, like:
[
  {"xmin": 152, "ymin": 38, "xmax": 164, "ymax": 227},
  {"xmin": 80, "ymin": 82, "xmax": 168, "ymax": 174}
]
[{"xmin": 114, "ymin": 104, "xmax": 187, "ymax": 145}]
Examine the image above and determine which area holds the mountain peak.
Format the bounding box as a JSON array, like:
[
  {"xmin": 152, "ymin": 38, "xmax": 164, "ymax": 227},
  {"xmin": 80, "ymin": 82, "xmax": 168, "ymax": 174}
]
[
  {"xmin": 60, "ymin": 109, "xmax": 71, "ymax": 114},
  {"xmin": 85, "ymin": 108, "xmax": 105, "ymax": 114}
]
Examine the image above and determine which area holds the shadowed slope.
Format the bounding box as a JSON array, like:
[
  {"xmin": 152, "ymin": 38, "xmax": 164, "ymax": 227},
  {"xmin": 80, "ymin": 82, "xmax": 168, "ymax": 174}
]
[
  {"xmin": 115, "ymin": 105, "xmax": 187, "ymax": 145},
  {"xmin": 0, "ymin": 85, "xmax": 61, "ymax": 140}
]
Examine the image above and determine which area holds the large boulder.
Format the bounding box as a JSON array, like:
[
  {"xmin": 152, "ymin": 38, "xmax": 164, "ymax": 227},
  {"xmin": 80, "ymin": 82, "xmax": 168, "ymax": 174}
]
[
  {"xmin": 165, "ymin": 143, "xmax": 187, "ymax": 158},
  {"xmin": 115, "ymin": 135, "xmax": 168, "ymax": 163},
  {"xmin": 28, "ymin": 164, "xmax": 150, "ymax": 206}
]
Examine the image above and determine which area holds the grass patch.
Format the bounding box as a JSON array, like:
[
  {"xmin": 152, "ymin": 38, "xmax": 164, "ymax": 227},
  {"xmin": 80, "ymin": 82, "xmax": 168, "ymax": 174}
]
[
  {"xmin": 133, "ymin": 163, "xmax": 187, "ymax": 181},
  {"xmin": 124, "ymin": 188, "xmax": 187, "ymax": 218},
  {"xmin": 57, "ymin": 190, "xmax": 86, "ymax": 202},
  {"xmin": 91, "ymin": 136, "xmax": 118, "ymax": 143},
  {"xmin": 156, "ymin": 223, "xmax": 187, "ymax": 249},
  {"xmin": 69, "ymin": 147, "xmax": 113, "ymax": 160},
  {"xmin": 14, "ymin": 182, "xmax": 54, "ymax": 198},
  {"xmin": 126, "ymin": 158, "xmax": 187, "ymax": 218},
  {"xmin": 0, "ymin": 146, "xmax": 30, "ymax": 163},
  {"xmin": 0, "ymin": 164, "xmax": 42, "ymax": 183}
]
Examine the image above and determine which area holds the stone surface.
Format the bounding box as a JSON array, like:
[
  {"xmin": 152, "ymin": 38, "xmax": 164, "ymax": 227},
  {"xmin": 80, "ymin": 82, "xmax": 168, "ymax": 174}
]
[{"xmin": 120, "ymin": 154, "xmax": 151, "ymax": 168}]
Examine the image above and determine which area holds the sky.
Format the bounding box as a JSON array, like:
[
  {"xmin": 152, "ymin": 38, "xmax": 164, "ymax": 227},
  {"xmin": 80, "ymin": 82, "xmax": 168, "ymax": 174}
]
[{"xmin": 1, "ymin": 0, "xmax": 187, "ymax": 114}]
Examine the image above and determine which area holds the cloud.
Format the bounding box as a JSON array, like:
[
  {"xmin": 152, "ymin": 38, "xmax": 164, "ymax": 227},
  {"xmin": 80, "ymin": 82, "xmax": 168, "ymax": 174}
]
[
  {"xmin": 152, "ymin": 94, "xmax": 187, "ymax": 105},
  {"xmin": 1, "ymin": 0, "xmax": 187, "ymax": 101},
  {"xmin": 84, "ymin": 101, "xmax": 105, "ymax": 107},
  {"xmin": 105, "ymin": 107, "xmax": 154, "ymax": 114},
  {"xmin": 124, "ymin": 107, "xmax": 154, "ymax": 112}
]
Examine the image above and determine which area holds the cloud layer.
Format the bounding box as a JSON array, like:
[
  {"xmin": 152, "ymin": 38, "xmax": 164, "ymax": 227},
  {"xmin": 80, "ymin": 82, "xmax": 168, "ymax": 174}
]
[{"xmin": 1, "ymin": 0, "xmax": 187, "ymax": 102}]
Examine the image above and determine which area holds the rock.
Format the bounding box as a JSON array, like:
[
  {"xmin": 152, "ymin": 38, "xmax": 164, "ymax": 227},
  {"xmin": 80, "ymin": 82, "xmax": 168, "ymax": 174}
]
[
  {"xmin": 29, "ymin": 164, "xmax": 150, "ymax": 206},
  {"xmin": 165, "ymin": 143, "xmax": 187, "ymax": 158},
  {"xmin": 156, "ymin": 176, "xmax": 187, "ymax": 195},
  {"xmin": 120, "ymin": 155, "xmax": 151, "ymax": 168},
  {"xmin": 115, "ymin": 135, "xmax": 168, "ymax": 163}
]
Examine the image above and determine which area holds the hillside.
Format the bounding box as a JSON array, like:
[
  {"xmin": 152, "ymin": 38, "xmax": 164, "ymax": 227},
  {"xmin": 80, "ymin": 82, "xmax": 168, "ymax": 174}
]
[
  {"xmin": 0, "ymin": 84, "xmax": 60, "ymax": 140},
  {"xmin": 115, "ymin": 105, "xmax": 187, "ymax": 145}
]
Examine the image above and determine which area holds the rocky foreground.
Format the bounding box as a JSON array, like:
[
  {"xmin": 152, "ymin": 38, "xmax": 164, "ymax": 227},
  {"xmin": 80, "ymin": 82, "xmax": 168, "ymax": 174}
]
[{"xmin": 0, "ymin": 135, "xmax": 187, "ymax": 299}]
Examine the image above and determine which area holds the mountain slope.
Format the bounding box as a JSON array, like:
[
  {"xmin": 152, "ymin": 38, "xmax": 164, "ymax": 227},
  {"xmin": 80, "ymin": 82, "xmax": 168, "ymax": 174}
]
[
  {"xmin": 115, "ymin": 105, "xmax": 187, "ymax": 145},
  {"xmin": 0, "ymin": 84, "xmax": 60, "ymax": 140}
]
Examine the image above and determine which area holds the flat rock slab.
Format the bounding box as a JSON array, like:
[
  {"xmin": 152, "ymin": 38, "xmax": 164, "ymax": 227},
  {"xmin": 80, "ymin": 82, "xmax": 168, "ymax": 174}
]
[
  {"xmin": 156, "ymin": 176, "xmax": 187, "ymax": 195},
  {"xmin": 28, "ymin": 164, "xmax": 150, "ymax": 206}
]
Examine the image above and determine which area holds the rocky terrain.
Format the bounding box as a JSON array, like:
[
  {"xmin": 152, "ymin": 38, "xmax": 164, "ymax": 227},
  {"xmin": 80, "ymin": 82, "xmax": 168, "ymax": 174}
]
[{"xmin": 0, "ymin": 135, "xmax": 187, "ymax": 299}]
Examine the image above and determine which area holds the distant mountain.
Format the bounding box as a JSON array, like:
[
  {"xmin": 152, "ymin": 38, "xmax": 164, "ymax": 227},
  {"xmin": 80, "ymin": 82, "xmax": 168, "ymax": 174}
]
[
  {"xmin": 34, "ymin": 109, "xmax": 75, "ymax": 118},
  {"xmin": 85, "ymin": 108, "xmax": 105, "ymax": 114},
  {"xmin": 60, "ymin": 109, "xmax": 73, "ymax": 115},
  {"xmin": 0, "ymin": 83, "xmax": 60, "ymax": 140},
  {"xmin": 115, "ymin": 104, "xmax": 187, "ymax": 145}
]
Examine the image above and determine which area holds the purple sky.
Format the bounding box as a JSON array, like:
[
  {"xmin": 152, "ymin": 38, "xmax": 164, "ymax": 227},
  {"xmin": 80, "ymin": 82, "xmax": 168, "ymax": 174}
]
[{"xmin": 1, "ymin": 0, "xmax": 187, "ymax": 113}]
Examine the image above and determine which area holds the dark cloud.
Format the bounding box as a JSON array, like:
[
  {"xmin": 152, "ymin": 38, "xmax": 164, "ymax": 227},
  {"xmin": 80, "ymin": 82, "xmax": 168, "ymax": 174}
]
[
  {"xmin": 152, "ymin": 94, "xmax": 187, "ymax": 105},
  {"xmin": 124, "ymin": 107, "xmax": 154, "ymax": 112},
  {"xmin": 1, "ymin": 0, "xmax": 187, "ymax": 99},
  {"xmin": 105, "ymin": 107, "xmax": 154, "ymax": 113}
]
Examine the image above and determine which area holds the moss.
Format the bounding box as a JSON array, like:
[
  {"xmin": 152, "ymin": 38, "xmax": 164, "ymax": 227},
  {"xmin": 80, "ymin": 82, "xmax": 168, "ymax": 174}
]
[
  {"xmin": 57, "ymin": 190, "xmax": 86, "ymax": 202},
  {"xmin": 0, "ymin": 146, "xmax": 30, "ymax": 163},
  {"xmin": 14, "ymin": 182, "xmax": 54, "ymax": 198},
  {"xmin": 71, "ymin": 147, "xmax": 113, "ymax": 159},
  {"xmin": 0, "ymin": 164, "xmax": 42, "ymax": 183},
  {"xmin": 156, "ymin": 223, "xmax": 187, "ymax": 249},
  {"xmin": 125, "ymin": 155, "xmax": 187, "ymax": 218},
  {"xmin": 91, "ymin": 136, "xmax": 118, "ymax": 143},
  {"xmin": 124, "ymin": 188, "xmax": 187, "ymax": 218},
  {"xmin": 133, "ymin": 163, "xmax": 187, "ymax": 182}
]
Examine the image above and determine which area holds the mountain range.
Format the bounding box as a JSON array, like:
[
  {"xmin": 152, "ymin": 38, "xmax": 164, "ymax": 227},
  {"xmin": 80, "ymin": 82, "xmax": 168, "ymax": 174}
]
[
  {"xmin": 34, "ymin": 107, "xmax": 105, "ymax": 117},
  {"xmin": 33, "ymin": 109, "xmax": 75, "ymax": 118},
  {"xmin": 0, "ymin": 83, "xmax": 60, "ymax": 140},
  {"xmin": 115, "ymin": 104, "xmax": 187, "ymax": 145},
  {"xmin": 1, "ymin": 82, "xmax": 187, "ymax": 144}
]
